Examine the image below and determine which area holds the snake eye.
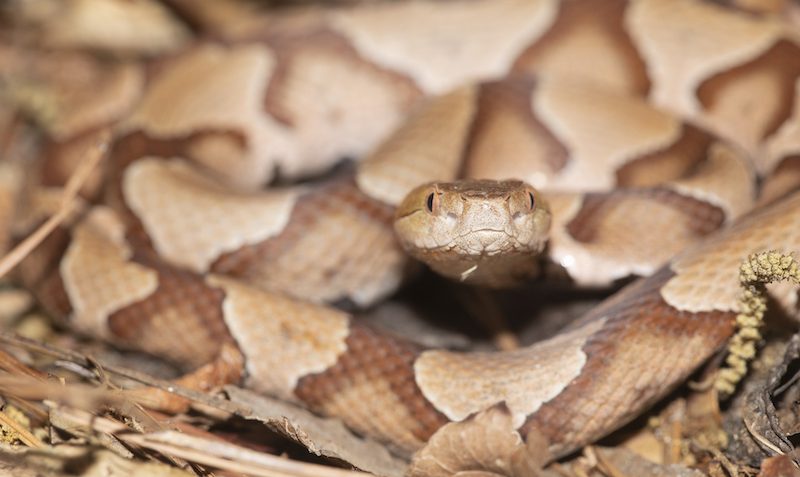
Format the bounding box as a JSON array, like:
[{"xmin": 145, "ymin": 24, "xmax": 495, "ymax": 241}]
[
  {"xmin": 528, "ymin": 191, "xmax": 536, "ymax": 210},
  {"xmin": 426, "ymin": 192, "xmax": 436, "ymax": 213}
]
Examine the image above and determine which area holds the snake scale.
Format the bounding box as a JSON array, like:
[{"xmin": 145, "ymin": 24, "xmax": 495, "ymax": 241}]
[{"xmin": 2, "ymin": 0, "xmax": 800, "ymax": 474}]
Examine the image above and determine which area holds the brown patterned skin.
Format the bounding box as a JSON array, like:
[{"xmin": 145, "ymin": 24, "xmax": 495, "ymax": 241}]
[
  {"xmin": 22, "ymin": 190, "xmax": 800, "ymax": 464},
  {"xmin": 106, "ymin": 259, "xmax": 232, "ymax": 369},
  {"xmin": 368, "ymin": 76, "xmax": 756, "ymax": 286},
  {"xmin": 7, "ymin": 0, "xmax": 800, "ymax": 473},
  {"xmin": 292, "ymin": 190, "xmax": 800, "ymax": 460},
  {"xmin": 211, "ymin": 175, "xmax": 404, "ymax": 307},
  {"xmin": 565, "ymin": 188, "xmax": 724, "ymax": 243},
  {"xmin": 75, "ymin": 189, "xmax": 794, "ymax": 461},
  {"xmin": 290, "ymin": 267, "xmax": 736, "ymax": 460},
  {"xmin": 111, "ymin": 157, "xmax": 405, "ymax": 308},
  {"xmin": 35, "ymin": 0, "xmax": 768, "ymax": 305},
  {"xmin": 521, "ymin": 268, "xmax": 735, "ymax": 457},
  {"xmin": 296, "ymin": 325, "xmax": 448, "ymax": 455}
]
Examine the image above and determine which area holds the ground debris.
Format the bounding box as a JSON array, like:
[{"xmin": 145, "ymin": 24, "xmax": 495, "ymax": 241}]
[{"xmin": 0, "ymin": 443, "xmax": 193, "ymax": 477}]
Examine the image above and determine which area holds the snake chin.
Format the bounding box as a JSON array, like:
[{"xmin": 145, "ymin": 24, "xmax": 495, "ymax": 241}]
[{"xmin": 448, "ymin": 229, "xmax": 527, "ymax": 256}]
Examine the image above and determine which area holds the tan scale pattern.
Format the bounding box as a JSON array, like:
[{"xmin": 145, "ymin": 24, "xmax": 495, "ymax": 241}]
[
  {"xmin": 532, "ymin": 76, "xmax": 681, "ymax": 191},
  {"xmin": 208, "ymin": 275, "xmax": 350, "ymax": 401},
  {"xmin": 464, "ymin": 79, "xmax": 570, "ymax": 190},
  {"xmin": 157, "ymin": 0, "xmax": 267, "ymax": 39},
  {"xmin": 329, "ymin": 0, "xmax": 558, "ymax": 94},
  {"xmin": 122, "ymin": 43, "xmax": 292, "ymax": 188},
  {"xmin": 415, "ymin": 318, "xmax": 606, "ymax": 429},
  {"xmin": 52, "ymin": 62, "xmax": 143, "ymax": 141},
  {"xmin": 305, "ymin": 367, "xmax": 427, "ymax": 454},
  {"xmin": 265, "ymin": 31, "xmax": 421, "ymax": 179},
  {"xmin": 513, "ymin": 0, "xmax": 649, "ymax": 95},
  {"xmin": 107, "ymin": 264, "xmax": 231, "ymax": 370},
  {"xmin": 37, "ymin": 0, "xmax": 190, "ymax": 55},
  {"xmin": 548, "ymin": 189, "xmax": 725, "ymax": 285},
  {"xmin": 759, "ymin": 157, "xmax": 800, "ymax": 207},
  {"xmin": 717, "ymin": 0, "xmax": 799, "ymax": 15},
  {"xmin": 663, "ymin": 190, "xmax": 800, "ymax": 313},
  {"xmin": 274, "ymin": 191, "xmax": 800, "ymax": 460},
  {"xmin": 15, "ymin": 1, "xmax": 800, "ymax": 465},
  {"xmin": 106, "ymin": 131, "xmax": 248, "ymax": 205},
  {"xmin": 696, "ymin": 40, "xmax": 800, "ymax": 155},
  {"xmin": 762, "ymin": 79, "xmax": 800, "ymax": 174},
  {"xmin": 211, "ymin": 176, "xmax": 404, "ymax": 307},
  {"xmin": 296, "ymin": 324, "xmax": 448, "ymax": 454},
  {"xmin": 627, "ymin": 0, "xmax": 786, "ymax": 133},
  {"xmin": 122, "ymin": 157, "xmax": 302, "ymax": 273},
  {"xmin": 0, "ymin": 48, "xmax": 144, "ymax": 140},
  {"xmin": 666, "ymin": 142, "xmax": 755, "ymax": 220},
  {"xmin": 184, "ymin": 134, "xmax": 247, "ymax": 176},
  {"xmin": 60, "ymin": 207, "xmax": 158, "ymax": 339},
  {"xmin": 356, "ymin": 86, "xmax": 478, "ymax": 206},
  {"xmin": 523, "ymin": 268, "xmax": 736, "ymax": 458},
  {"xmin": 614, "ymin": 124, "xmax": 711, "ymax": 187},
  {"xmin": 121, "ymin": 44, "xmax": 272, "ymax": 135}
]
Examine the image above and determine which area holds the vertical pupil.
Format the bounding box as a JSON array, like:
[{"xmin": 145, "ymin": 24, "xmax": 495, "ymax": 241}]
[
  {"xmin": 528, "ymin": 192, "xmax": 535, "ymax": 209},
  {"xmin": 426, "ymin": 192, "xmax": 435, "ymax": 212}
]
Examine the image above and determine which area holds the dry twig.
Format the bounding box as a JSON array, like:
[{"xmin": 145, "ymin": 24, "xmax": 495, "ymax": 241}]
[{"xmin": 0, "ymin": 131, "xmax": 108, "ymax": 278}]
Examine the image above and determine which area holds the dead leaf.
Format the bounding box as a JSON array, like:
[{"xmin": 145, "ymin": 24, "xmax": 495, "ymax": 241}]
[
  {"xmin": 407, "ymin": 404, "xmax": 549, "ymax": 477},
  {"xmin": 758, "ymin": 454, "xmax": 800, "ymax": 477},
  {"xmin": 0, "ymin": 443, "xmax": 192, "ymax": 477},
  {"xmin": 225, "ymin": 385, "xmax": 408, "ymax": 477},
  {"xmin": 594, "ymin": 447, "xmax": 705, "ymax": 477}
]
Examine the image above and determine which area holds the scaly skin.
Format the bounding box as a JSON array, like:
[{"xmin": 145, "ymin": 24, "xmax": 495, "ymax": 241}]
[{"xmin": 394, "ymin": 180, "xmax": 551, "ymax": 287}]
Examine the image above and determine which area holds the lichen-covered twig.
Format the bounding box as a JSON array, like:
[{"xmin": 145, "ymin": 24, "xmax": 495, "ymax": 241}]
[{"xmin": 715, "ymin": 251, "xmax": 800, "ymax": 396}]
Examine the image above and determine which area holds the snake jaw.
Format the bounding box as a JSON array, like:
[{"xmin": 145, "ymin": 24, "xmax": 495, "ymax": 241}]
[
  {"xmin": 394, "ymin": 179, "xmax": 551, "ymax": 287},
  {"xmin": 459, "ymin": 228, "xmax": 513, "ymax": 254}
]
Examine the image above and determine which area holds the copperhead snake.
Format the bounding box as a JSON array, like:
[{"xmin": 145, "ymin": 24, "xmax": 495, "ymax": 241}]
[{"xmin": 2, "ymin": 0, "xmax": 800, "ymax": 475}]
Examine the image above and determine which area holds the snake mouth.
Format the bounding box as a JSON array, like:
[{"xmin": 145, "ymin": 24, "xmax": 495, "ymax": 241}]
[
  {"xmin": 450, "ymin": 228, "xmax": 517, "ymax": 256},
  {"xmin": 413, "ymin": 228, "xmax": 534, "ymax": 257}
]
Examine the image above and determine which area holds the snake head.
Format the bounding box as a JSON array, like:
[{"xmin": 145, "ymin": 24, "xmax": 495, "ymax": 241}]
[{"xmin": 394, "ymin": 179, "xmax": 551, "ymax": 287}]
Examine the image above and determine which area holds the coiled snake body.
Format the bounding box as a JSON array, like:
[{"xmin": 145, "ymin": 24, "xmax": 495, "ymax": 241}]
[{"xmin": 4, "ymin": 0, "xmax": 800, "ymax": 474}]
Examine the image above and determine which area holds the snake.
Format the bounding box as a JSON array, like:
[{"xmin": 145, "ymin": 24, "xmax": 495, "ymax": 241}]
[
  {"xmin": 2, "ymin": 0, "xmax": 800, "ymax": 474},
  {"xmin": 394, "ymin": 180, "xmax": 552, "ymax": 287}
]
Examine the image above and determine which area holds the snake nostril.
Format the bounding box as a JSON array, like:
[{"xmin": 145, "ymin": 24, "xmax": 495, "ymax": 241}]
[{"xmin": 528, "ymin": 191, "xmax": 535, "ymax": 210}]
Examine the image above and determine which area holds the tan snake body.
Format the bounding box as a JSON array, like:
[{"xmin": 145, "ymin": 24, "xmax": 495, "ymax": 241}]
[{"xmin": 2, "ymin": 0, "xmax": 800, "ymax": 474}]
